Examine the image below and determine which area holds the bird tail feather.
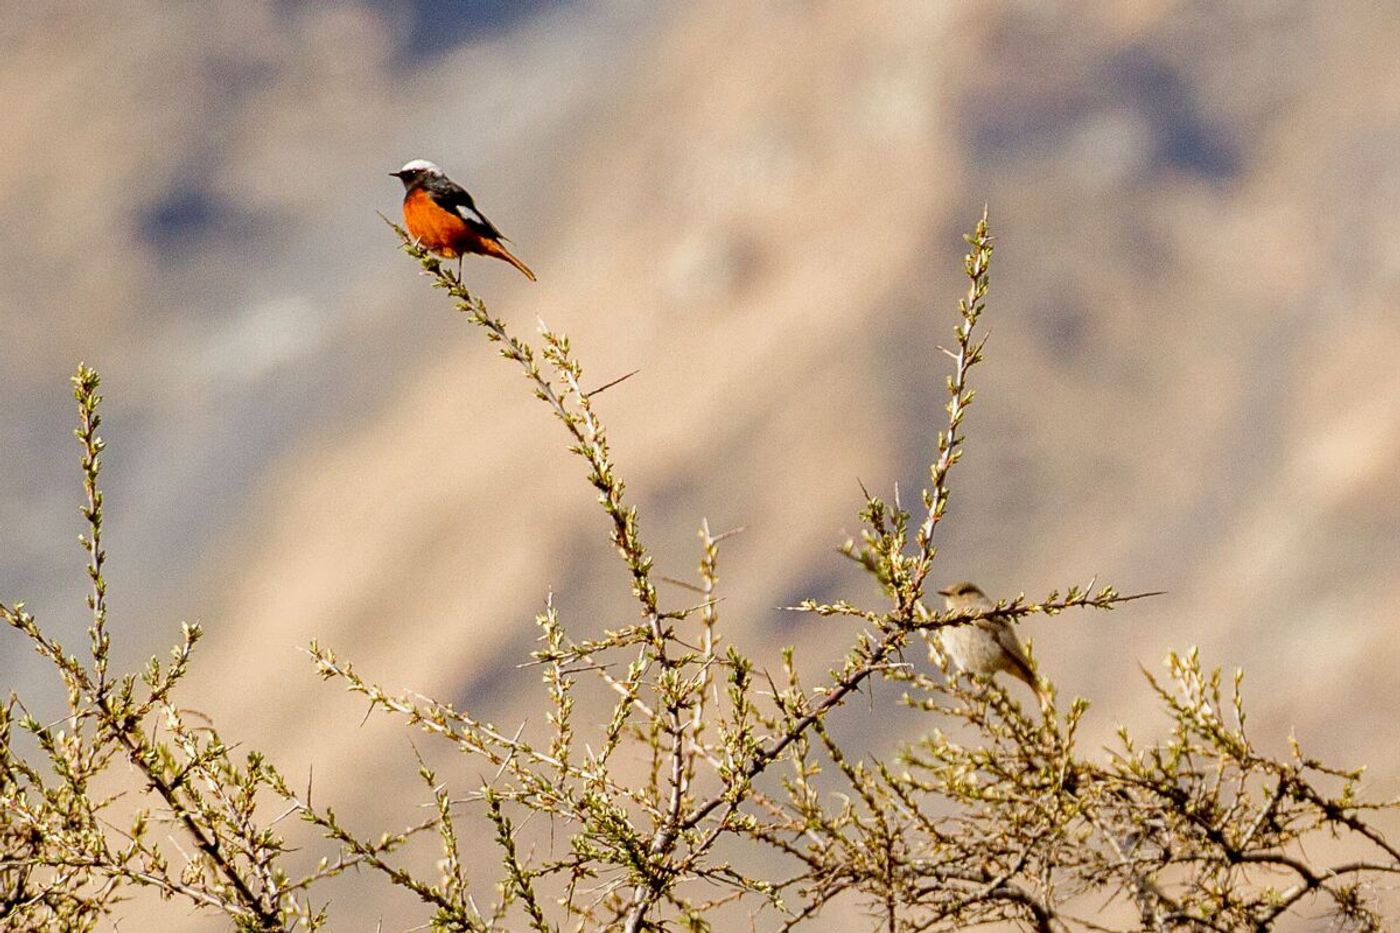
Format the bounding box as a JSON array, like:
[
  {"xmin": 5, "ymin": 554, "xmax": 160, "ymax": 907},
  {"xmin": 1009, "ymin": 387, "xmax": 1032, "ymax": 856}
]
[{"xmin": 486, "ymin": 240, "xmax": 536, "ymax": 281}]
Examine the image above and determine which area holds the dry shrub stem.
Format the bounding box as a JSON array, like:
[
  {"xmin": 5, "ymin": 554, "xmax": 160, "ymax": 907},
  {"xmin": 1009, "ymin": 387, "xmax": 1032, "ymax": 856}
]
[{"xmin": 2, "ymin": 213, "xmax": 1396, "ymax": 932}]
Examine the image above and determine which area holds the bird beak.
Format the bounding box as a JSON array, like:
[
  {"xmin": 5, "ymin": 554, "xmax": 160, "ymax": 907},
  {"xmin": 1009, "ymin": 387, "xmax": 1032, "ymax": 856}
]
[
  {"xmin": 389, "ymin": 170, "xmax": 405, "ymax": 178},
  {"xmin": 936, "ymin": 587, "xmax": 953, "ymax": 596}
]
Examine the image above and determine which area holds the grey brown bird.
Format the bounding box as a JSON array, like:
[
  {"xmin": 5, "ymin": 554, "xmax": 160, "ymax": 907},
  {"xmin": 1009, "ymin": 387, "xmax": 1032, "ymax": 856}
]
[{"xmin": 935, "ymin": 581, "xmax": 1051, "ymax": 711}]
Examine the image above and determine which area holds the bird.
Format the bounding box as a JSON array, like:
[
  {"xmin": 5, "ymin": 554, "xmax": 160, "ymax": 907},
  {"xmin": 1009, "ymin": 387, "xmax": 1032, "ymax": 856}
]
[
  {"xmin": 934, "ymin": 581, "xmax": 1052, "ymax": 712},
  {"xmin": 390, "ymin": 159, "xmax": 536, "ymax": 281}
]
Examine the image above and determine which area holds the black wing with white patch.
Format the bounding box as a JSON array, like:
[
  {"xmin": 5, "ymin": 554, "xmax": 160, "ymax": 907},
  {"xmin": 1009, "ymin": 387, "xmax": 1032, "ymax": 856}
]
[{"xmin": 426, "ymin": 177, "xmax": 505, "ymax": 241}]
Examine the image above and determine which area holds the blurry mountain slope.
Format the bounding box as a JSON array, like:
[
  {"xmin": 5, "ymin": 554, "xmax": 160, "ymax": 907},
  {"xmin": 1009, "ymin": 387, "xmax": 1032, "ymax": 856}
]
[
  {"xmin": 194, "ymin": 1, "xmax": 1400, "ymax": 925},
  {"xmin": 7, "ymin": 0, "xmax": 1400, "ymax": 927},
  {"xmin": 0, "ymin": 0, "xmax": 647, "ymax": 692}
]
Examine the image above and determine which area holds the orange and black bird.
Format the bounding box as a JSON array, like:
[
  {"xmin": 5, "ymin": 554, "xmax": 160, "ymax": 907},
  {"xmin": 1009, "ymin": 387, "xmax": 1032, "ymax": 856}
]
[{"xmin": 390, "ymin": 159, "xmax": 535, "ymax": 281}]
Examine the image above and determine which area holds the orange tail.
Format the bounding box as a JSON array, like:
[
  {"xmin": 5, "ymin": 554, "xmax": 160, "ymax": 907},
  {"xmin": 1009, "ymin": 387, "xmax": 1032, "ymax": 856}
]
[{"xmin": 482, "ymin": 239, "xmax": 536, "ymax": 281}]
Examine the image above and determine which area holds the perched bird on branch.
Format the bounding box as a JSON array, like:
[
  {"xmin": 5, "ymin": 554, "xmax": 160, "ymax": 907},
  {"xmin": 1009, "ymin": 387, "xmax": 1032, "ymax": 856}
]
[
  {"xmin": 390, "ymin": 159, "xmax": 536, "ymax": 281},
  {"xmin": 936, "ymin": 581, "xmax": 1052, "ymax": 712}
]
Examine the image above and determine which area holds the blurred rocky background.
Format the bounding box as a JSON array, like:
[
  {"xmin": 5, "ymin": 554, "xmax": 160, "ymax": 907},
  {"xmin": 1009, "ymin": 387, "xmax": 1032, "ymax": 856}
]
[{"xmin": 5, "ymin": 0, "xmax": 1400, "ymax": 927}]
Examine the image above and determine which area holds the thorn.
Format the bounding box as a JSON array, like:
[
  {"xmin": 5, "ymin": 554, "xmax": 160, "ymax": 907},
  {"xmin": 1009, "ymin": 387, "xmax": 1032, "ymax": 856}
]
[
  {"xmin": 584, "ymin": 369, "xmax": 641, "ymax": 399},
  {"xmin": 1118, "ymin": 591, "xmax": 1168, "ymax": 603},
  {"xmin": 660, "ymin": 575, "xmax": 707, "ymax": 595}
]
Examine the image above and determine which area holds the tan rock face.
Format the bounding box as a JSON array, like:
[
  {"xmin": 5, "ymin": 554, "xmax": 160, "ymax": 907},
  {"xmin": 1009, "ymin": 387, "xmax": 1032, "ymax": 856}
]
[{"xmin": 6, "ymin": 1, "xmax": 1400, "ymax": 926}]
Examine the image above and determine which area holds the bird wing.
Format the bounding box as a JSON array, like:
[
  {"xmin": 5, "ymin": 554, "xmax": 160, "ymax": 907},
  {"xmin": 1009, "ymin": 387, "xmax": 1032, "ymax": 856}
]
[
  {"xmin": 429, "ymin": 179, "xmax": 506, "ymax": 242},
  {"xmin": 978, "ymin": 616, "xmax": 1038, "ymax": 685}
]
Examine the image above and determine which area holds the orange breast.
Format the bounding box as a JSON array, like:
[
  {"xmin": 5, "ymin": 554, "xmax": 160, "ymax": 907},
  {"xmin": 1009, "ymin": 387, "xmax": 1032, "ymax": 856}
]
[{"xmin": 402, "ymin": 189, "xmax": 477, "ymax": 258}]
